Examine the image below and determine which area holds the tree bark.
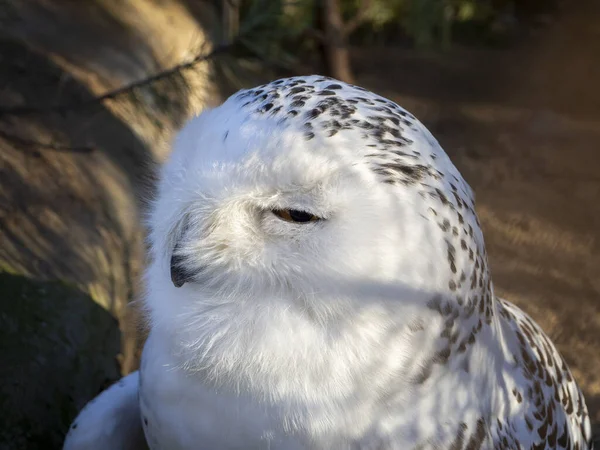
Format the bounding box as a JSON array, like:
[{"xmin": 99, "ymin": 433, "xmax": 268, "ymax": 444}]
[
  {"xmin": 321, "ymin": 0, "xmax": 355, "ymax": 84},
  {"xmin": 223, "ymin": 0, "xmax": 240, "ymax": 44}
]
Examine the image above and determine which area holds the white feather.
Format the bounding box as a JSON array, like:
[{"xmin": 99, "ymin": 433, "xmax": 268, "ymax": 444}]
[{"xmin": 63, "ymin": 371, "xmax": 147, "ymax": 450}]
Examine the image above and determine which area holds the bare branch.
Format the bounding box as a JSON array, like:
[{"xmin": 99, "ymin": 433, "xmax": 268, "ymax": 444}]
[
  {"xmin": 343, "ymin": 0, "xmax": 373, "ymax": 35},
  {"xmin": 0, "ymin": 5, "xmax": 287, "ymax": 152},
  {"xmin": 0, "ymin": 43, "xmax": 233, "ymax": 118}
]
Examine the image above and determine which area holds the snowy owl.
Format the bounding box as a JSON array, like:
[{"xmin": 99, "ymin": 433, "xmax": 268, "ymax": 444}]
[{"xmin": 64, "ymin": 76, "xmax": 593, "ymax": 450}]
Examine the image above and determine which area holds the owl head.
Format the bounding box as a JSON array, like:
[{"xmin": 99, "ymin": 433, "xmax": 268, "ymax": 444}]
[{"xmin": 144, "ymin": 76, "xmax": 487, "ymax": 336}]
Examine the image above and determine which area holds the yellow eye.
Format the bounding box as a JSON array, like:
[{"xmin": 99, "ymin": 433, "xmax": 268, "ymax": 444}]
[{"xmin": 272, "ymin": 209, "xmax": 321, "ymax": 223}]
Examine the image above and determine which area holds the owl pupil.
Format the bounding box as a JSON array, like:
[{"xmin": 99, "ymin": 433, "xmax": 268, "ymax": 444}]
[{"xmin": 289, "ymin": 210, "xmax": 314, "ymax": 222}]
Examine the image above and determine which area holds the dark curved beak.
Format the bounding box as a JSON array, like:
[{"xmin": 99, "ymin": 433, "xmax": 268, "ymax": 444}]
[{"xmin": 170, "ymin": 252, "xmax": 195, "ymax": 288}]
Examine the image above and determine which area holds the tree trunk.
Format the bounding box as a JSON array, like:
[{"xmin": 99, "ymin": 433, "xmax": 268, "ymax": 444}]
[
  {"xmin": 321, "ymin": 0, "xmax": 355, "ymax": 84},
  {"xmin": 223, "ymin": 0, "xmax": 240, "ymax": 44}
]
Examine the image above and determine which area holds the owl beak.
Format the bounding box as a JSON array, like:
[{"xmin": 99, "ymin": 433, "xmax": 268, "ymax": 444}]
[{"xmin": 170, "ymin": 252, "xmax": 194, "ymax": 288}]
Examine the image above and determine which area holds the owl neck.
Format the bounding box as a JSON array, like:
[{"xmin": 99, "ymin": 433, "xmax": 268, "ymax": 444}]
[{"xmin": 162, "ymin": 275, "xmax": 503, "ymax": 408}]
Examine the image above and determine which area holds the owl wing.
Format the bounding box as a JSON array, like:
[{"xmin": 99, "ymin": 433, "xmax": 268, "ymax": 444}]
[{"xmin": 63, "ymin": 371, "xmax": 148, "ymax": 450}]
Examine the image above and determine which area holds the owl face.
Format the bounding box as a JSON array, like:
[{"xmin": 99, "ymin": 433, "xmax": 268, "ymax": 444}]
[{"xmin": 146, "ymin": 76, "xmax": 482, "ymax": 328}]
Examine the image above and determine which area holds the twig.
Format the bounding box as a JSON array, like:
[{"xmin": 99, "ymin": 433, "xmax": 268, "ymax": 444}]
[{"xmin": 0, "ymin": 43, "xmax": 233, "ymax": 118}]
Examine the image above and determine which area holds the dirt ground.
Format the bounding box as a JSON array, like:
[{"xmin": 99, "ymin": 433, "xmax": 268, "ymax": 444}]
[{"xmin": 350, "ymin": 0, "xmax": 600, "ymax": 435}]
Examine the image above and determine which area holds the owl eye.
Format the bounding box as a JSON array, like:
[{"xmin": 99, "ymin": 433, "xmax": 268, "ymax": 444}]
[{"xmin": 272, "ymin": 209, "xmax": 322, "ymax": 223}]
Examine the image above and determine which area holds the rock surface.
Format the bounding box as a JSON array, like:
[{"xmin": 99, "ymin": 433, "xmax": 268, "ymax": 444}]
[{"xmin": 0, "ymin": 272, "xmax": 120, "ymax": 449}]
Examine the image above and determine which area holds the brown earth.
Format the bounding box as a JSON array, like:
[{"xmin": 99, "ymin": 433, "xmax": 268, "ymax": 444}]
[{"xmin": 349, "ymin": 0, "xmax": 600, "ymax": 437}]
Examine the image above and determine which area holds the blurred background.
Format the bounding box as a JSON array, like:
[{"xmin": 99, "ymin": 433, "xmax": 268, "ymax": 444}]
[{"xmin": 0, "ymin": 0, "xmax": 598, "ymax": 448}]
